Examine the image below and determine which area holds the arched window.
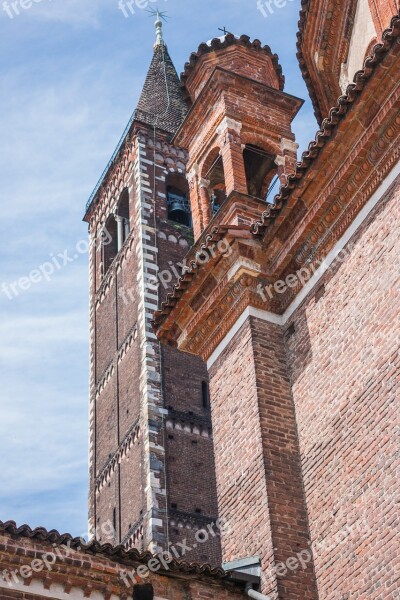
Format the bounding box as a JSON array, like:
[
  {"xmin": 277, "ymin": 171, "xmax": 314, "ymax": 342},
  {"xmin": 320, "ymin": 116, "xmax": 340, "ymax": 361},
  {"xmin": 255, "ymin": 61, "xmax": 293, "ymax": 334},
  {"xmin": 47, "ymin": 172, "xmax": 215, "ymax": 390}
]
[
  {"xmin": 243, "ymin": 144, "xmax": 277, "ymax": 201},
  {"xmin": 102, "ymin": 215, "xmax": 118, "ymax": 275},
  {"xmin": 166, "ymin": 173, "xmax": 191, "ymax": 226},
  {"xmin": 115, "ymin": 188, "xmax": 130, "ymax": 249},
  {"xmin": 203, "ymin": 149, "xmax": 227, "ymax": 215}
]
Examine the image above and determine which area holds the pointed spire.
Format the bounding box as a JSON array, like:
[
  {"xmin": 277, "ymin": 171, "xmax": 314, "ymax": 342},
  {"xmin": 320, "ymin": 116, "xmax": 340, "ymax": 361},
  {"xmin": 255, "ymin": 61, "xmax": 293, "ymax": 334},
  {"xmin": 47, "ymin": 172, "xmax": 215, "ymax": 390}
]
[{"xmin": 135, "ymin": 13, "xmax": 188, "ymax": 135}]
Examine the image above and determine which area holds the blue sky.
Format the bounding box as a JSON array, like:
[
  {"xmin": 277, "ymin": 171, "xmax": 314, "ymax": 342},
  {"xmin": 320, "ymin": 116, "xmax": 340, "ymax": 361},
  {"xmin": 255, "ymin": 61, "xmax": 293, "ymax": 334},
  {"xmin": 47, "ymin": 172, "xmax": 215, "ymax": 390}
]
[{"xmin": 0, "ymin": 0, "xmax": 317, "ymax": 537}]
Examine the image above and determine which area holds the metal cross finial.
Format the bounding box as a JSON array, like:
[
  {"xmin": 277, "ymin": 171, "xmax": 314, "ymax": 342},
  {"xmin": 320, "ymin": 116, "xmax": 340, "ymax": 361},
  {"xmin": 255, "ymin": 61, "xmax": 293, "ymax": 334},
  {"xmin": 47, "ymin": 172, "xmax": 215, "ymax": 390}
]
[{"xmin": 218, "ymin": 26, "xmax": 229, "ymax": 35}]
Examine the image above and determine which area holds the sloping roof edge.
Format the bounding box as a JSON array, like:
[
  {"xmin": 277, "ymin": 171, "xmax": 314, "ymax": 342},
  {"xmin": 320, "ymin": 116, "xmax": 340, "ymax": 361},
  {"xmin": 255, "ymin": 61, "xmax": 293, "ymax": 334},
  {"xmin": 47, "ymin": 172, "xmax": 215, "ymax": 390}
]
[
  {"xmin": 0, "ymin": 520, "xmax": 226, "ymax": 580},
  {"xmin": 252, "ymin": 11, "xmax": 400, "ymax": 235},
  {"xmin": 295, "ymin": 0, "xmax": 324, "ymax": 124}
]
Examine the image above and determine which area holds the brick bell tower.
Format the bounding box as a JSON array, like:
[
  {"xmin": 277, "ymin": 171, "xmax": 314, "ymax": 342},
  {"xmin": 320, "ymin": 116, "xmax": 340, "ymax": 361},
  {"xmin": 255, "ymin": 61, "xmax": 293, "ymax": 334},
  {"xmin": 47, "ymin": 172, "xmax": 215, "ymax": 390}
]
[
  {"xmin": 154, "ymin": 34, "xmax": 317, "ymax": 598},
  {"xmin": 83, "ymin": 14, "xmax": 220, "ymax": 564}
]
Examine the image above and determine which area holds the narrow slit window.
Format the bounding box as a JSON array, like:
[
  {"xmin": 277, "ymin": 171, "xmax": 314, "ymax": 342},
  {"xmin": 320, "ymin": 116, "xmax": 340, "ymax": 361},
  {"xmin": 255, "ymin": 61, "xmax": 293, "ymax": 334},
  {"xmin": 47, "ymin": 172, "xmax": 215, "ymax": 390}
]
[{"xmin": 202, "ymin": 381, "xmax": 210, "ymax": 409}]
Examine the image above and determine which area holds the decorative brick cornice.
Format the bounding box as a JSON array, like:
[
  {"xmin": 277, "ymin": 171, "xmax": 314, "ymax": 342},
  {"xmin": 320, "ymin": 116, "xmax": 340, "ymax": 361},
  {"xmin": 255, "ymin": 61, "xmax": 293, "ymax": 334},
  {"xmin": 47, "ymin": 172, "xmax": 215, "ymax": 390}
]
[
  {"xmin": 166, "ymin": 408, "xmax": 212, "ymax": 437},
  {"xmin": 95, "ymin": 420, "xmax": 141, "ymax": 491},
  {"xmin": 181, "ymin": 33, "xmax": 285, "ymax": 94},
  {"xmin": 95, "ymin": 360, "xmax": 114, "ymax": 398},
  {"xmin": 169, "ymin": 509, "xmax": 219, "ymax": 530},
  {"xmin": 122, "ymin": 517, "xmax": 144, "ymax": 549},
  {"xmin": 117, "ymin": 322, "xmax": 138, "ymax": 363}
]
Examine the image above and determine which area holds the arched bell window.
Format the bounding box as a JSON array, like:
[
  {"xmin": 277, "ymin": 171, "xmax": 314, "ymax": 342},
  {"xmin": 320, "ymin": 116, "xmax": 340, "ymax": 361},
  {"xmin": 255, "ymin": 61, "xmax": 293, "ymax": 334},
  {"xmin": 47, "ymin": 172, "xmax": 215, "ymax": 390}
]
[
  {"xmin": 202, "ymin": 148, "xmax": 227, "ymax": 216},
  {"xmin": 101, "ymin": 189, "xmax": 130, "ymax": 277},
  {"xmin": 102, "ymin": 215, "xmax": 118, "ymax": 275},
  {"xmin": 243, "ymin": 144, "xmax": 278, "ymax": 201},
  {"xmin": 166, "ymin": 173, "xmax": 191, "ymax": 226},
  {"xmin": 115, "ymin": 188, "xmax": 130, "ymax": 249}
]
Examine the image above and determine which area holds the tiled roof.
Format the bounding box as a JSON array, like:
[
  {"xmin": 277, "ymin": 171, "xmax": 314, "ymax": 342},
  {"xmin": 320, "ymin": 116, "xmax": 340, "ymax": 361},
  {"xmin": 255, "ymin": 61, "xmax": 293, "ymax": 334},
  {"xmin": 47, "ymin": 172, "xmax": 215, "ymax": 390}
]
[
  {"xmin": 153, "ymin": 12, "xmax": 400, "ymax": 327},
  {"xmin": 180, "ymin": 33, "xmax": 285, "ymax": 92},
  {"xmin": 136, "ymin": 41, "xmax": 189, "ymax": 135},
  {"xmin": 0, "ymin": 520, "xmax": 226, "ymax": 579}
]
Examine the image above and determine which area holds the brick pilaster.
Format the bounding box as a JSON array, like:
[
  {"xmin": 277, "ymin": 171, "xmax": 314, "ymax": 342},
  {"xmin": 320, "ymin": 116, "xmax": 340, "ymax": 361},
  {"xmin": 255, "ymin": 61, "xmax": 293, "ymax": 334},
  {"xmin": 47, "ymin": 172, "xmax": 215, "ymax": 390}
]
[{"xmin": 209, "ymin": 315, "xmax": 317, "ymax": 600}]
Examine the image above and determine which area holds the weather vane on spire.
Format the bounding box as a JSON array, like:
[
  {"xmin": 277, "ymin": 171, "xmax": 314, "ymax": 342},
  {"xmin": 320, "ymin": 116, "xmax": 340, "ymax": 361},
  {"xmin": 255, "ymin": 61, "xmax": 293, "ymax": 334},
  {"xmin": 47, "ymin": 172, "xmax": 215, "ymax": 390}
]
[{"xmin": 147, "ymin": 7, "xmax": 169, "ymax": 46}]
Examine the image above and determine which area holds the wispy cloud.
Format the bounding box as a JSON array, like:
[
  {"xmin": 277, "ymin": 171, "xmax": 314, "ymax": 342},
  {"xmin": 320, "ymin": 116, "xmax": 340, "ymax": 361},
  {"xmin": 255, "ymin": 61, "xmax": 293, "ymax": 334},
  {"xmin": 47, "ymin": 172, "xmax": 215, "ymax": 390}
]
[{"xmin": 0, "ymin": 0, "xmax": 112, "ymax": 26}]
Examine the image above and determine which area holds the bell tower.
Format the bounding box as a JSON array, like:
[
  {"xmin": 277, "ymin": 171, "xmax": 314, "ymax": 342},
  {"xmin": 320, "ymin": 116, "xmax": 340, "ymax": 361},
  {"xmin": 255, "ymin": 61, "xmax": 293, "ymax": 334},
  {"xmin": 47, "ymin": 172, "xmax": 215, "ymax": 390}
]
[
  {"xmin": 174, "ymin": 34, "xmax": 302, "ymax": 240},
  {"xmin": 84, "ymin": 14, "xmax": 220, "ymax": 564}
]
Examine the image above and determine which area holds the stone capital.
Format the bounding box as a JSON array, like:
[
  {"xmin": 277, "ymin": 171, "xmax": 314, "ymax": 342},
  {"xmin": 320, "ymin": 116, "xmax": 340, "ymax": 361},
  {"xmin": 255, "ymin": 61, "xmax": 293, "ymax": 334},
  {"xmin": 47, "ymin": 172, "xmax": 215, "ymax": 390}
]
[
  {"xmin": 216, "ymin": 117, "xmax": 243, "ymax": 136},
  {"xmin": 280, "ymin": 138, "xmax": 299, "ymax": 154},
  {"xmin": 199, "ymin": 178, "xmax": 211, "ymax": 189},
  {"xmin": 274, "ymin": 155, "xmax": 286, "ymax": 167},
  {"xmin": 187, "ymin": 164, "xmax": 200, "ymax": 182},
  {"xmin": 227, "ymin": 258, "xmax": 262, "ymax": 282}
]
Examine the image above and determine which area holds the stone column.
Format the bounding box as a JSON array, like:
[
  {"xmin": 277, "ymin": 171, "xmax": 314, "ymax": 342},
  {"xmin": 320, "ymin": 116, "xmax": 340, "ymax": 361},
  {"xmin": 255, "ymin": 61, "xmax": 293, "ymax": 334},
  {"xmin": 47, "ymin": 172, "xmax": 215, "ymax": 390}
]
[
  {"xmin": 115, "ymin": 215, "xmax": 124, "ymax": 251},
  {"xmin": 187, "ymin": 164, "xmax": 203, "ymax": 241},
  {"xmin": 199, "ymin": 178, "xmax": 212, "ymax": 228}
]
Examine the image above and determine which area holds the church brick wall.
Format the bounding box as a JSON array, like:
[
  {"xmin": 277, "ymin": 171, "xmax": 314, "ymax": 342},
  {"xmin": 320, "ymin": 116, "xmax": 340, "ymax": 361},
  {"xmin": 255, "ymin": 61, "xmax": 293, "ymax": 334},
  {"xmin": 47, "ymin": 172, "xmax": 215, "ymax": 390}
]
[
  {"xmin": 116, "ymin": 249, "xmax": 140, "ymax": 345},
  {"xmin": 286, "ymin": 174, "xmax": 400, "ymax": 599},
  {"xmin": 118, "ymin": 344, "xmax": 141, "ymax": 441},
  {"xmin": 95, "ymin": 378, "xmax": 118, "ymax": 471}
]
